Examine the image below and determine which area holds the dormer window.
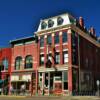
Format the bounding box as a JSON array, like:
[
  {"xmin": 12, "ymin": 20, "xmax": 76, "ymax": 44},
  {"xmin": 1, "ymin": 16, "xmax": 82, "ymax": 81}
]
[
  {"xmin": 48, "ymin": 19, "xmax": 54, "ymax": 28},
  {"xmin": 57, "ymin": 17, "xmax": 64, "ymax": 25},
  {"xmin": 41, "ymin": 21, "xmax": 47, "ymax": 29}
]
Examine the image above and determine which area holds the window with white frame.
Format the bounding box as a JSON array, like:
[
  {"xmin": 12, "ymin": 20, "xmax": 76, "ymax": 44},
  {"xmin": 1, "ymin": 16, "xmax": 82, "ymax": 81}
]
[
  {"xmin": 54, "ymin": 33, "xmax": 59, "ymax": 44},
  {"xmin": 15, "ymin": 56, "xmax": 22, "ymax": 70},
  {"xmin": 2, "ymin": 58, "xmax": 9, "ymax": 70},
  {"xmin": 47, "ymin": 53, "xmax": 52, "ymax": 61},
  {"xmin": 40, "ymin": 36, "xmax": 44, "ymax": 47},
  {"xmin": 55, "ymin": 52, "xmax": 60, "ymax": 64},
  {"xmin": 62, "ymin": 32, "xmax": 67, "ymax": 43},
  {"xmin": 47, "ymin": 34, "xmax": 52, "ymax": 45},
  {"xmin": 63, "ymin": 51, "xmax": 68, "ymax": 64},
  {"xmin": 40, "ymin": 54, "xmax": 44, "ymax": 65},
  {"xmin": 25, "ymin": 55, "xmax": 33, "ymax": 69}
]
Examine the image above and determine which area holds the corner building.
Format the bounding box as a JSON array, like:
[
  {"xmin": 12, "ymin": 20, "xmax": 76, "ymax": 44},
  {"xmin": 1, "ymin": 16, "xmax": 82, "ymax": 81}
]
[{"xmin": 35, "ymin": 13, "xmax": 100, "ymax": 95}]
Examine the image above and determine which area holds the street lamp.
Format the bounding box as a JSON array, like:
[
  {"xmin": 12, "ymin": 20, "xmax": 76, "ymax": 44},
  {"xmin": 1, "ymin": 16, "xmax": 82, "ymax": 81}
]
[{"xmin": 96, "ymin": 80, "xmax": 100, "ymax": 96}]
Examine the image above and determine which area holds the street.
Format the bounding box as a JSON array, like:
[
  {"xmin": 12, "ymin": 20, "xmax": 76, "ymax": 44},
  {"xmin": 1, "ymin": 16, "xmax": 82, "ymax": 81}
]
[{"xmin": 0, "ymin": 96, "xmax": 100, "ymax": 100}]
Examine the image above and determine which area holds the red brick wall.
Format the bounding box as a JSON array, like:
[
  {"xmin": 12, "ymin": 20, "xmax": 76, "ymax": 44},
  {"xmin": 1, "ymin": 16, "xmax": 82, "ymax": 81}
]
[
  {"xmin": 0, "ymin": 48, "xmax": 11, "ymax": 79},
  {"xmin": 11, "ymin": 43, "xmax": 38, "ymax": 71}
]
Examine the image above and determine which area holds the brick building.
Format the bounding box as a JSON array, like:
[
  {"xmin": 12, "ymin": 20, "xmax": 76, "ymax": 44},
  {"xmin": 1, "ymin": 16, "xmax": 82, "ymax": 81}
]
[
  {"xmin": 0, "ymin": 13, "xmax": 100, "ymax": 95},
  {"xmin": 10, "ymin": 36, "xmax": 38, "ymax": 95},
  {"xmin": 0, "ymin": 48, "xmax": 11, "ymax": 94},
  {"xmin": 35, "ymin": 13, "xmax": 100, "ymax": 95}
]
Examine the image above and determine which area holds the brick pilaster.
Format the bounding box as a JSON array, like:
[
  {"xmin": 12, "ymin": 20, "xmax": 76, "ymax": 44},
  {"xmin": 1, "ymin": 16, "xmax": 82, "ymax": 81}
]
[
  {"xmin": 67, "ymin": 29, "xmax": 73, "ymax": 94},
  {"xmin": 59, "ymin": 31, "xmax": 63, "ymax": 65}
]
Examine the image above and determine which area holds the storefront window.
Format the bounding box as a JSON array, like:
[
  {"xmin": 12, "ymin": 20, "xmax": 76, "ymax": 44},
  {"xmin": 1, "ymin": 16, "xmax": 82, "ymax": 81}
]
[{"xmin": 63, "ymin": 71, "xmax": 68, "ymax": 90}]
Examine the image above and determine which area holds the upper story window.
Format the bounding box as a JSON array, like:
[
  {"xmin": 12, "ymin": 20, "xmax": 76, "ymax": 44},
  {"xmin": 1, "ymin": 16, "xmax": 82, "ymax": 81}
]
[
  {"xmin": 25, "ymin": 55, "xmax": 33, "ymax": 69},
  {"xmin": 15, "ymin": 56, "xmax": 22, "ymax": 70},
  {"xmin": 57, "ymin": 17, "xmax": 64, "ymax": 25},
  {"xmin": 62, "ymin": 32, "xmax": 67, "ymax": 43},
  {"xmin": 40, "ymin": 36, "xmax": 44, "ymax": 47},
  {"xmin": 54, "ymin": 33, "xmax": 59, "ymax": 44},
  {"xmin": 48, "ymin": 19, "xmax": 54, "ymax": 28},
  {"xmin": 2, "ymin": 58, "xmax": 9, "ymax": 70},
  {"xmin": 47, "ymin": 53, "xmax": 52, "ymax": 61},
  {"xmin": 63, "ymin": 51, "xmax": 68, "ymax": 64},
  {"xmin": 41, "ymin": 21, "xmax": 47, "ymax": 29},
  {"xmin": 55, "ymin": 52, "xmax": 60, "ymax": 64},
  {"xmin": 46, "ymin": 53, "xmax": 52, "ymax": 68},
  {"xmin": 47, "ymin": 34, "xmax": 52, "ymax": 45},
  {"xmin": 40, "ymin": 54, "xmax": 44, "ymax": 66}
]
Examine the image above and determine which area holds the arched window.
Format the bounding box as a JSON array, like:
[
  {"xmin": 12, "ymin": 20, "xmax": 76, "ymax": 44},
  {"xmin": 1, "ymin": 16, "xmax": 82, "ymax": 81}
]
[
  {"xmin": 15, "ymin": 56, "xmax": 22, "ymax": 70},
  {"xmin": 57, "ymin": 17, "xmax": 64, "ymax": 25},
  {"xmin": 41, "ymin": 21, "xmax": 47, "ymax": 29},
  {"xmin": 48, "ymin": 19, "xmax": 54, "ymax": 28},
  {"xmin": 25, "ymin": 55, "xmax": 33, "ymax": 69},
  {"xmin": 2, "ymin": 58, "xmax": 9, "ymax": 70}
]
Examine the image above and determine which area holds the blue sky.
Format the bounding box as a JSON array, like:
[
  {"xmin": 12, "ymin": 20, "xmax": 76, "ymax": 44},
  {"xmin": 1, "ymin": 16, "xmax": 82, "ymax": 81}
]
[{"xmin": 0, "ymin": 0, "xmax": 100, "ymax": 47}]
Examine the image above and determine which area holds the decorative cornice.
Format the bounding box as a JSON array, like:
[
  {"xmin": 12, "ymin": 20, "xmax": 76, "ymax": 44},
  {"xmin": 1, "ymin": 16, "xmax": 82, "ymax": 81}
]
[
  {"xmin": 71, "ymin": 24, "xmax": 100, "ymax": 48},
  {"xmin": 35, "ymin": 24, "xmax": 71, "ymax": 35}
]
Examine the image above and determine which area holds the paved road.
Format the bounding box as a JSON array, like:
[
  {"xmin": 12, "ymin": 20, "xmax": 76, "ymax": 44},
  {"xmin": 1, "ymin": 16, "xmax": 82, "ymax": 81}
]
[{"xmin": 0, "ymin": 96, "xmax": 100, "ymax": 100}]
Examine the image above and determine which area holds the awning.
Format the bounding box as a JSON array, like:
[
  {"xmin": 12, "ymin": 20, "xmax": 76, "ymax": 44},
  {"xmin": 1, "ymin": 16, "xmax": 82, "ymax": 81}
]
[{"xmin": 11, "ymin": 80, "xmax": 29, "ymax": 82}]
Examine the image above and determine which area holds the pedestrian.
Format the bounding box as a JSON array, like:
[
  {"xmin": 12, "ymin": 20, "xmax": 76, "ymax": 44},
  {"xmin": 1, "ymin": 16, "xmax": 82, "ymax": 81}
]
[
  {"xmin": 10, "ymin": 85, "xmax": 14, "ymax": 95},
  {"xmin": 21, "ymin": 84, "xmax": 26, "ymax": 95},
  {"xmin": 0, "ymin": 88, "xmax": 2, "ymax": 95}
]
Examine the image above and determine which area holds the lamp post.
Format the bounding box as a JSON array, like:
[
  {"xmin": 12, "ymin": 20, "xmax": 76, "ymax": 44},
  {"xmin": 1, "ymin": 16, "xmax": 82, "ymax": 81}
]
[{"xmin": 96, "ymin": 80, "xmax": 100, "ymax": 96}]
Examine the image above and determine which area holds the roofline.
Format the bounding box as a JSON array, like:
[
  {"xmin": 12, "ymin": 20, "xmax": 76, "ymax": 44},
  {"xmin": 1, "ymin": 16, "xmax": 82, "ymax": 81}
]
[
  {"xmin": 40, "ymin": 13, "xmax": 75, "ymax": 22},
  {"xmin": 10, "ymin": 35, "xmax": 35, "ymax": 43}
]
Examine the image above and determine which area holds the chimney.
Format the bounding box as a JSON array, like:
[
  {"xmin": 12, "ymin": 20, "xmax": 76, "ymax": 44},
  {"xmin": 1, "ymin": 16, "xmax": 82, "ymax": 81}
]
[
  {"xmin": 79, "ymin": 17, "xmax": 84, "ymax": 28},
  {"xmin": 90, "ymin": 27, "xmax": 96, "ymax": 36}
]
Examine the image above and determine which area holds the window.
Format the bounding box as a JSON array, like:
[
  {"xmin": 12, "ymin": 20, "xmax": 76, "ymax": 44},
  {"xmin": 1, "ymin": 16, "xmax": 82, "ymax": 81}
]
[
  {"xmin": 55, "ymin": 52, "xmax": 60, "ymax": 64},
  {"xmin": 54, "ymin": 33, "xmax": 59, "ymax": 44},
  {"xmin": 57, "ymin": 17, "xmax": 64, "ymax": 25},
  {"xmin": 46, "ymin": 53, "xmax": 52, "ymax": 68},
  {"xmin": 47, "ymin": 53, "xmax": 52, "ymax": 61},
  {"xmin": 62, "ymin": 32, "xmax": 67, "ymax": 43},
  {"xmin": 40, "ymin": 54, "xmax": 44, "ymax": 65},
  {"xmin": 15, "ymin": 56, "xmax": 22, "ymax": 70},
  {"xmin": 48, "ymin": 19, "xmax": 54, "ymax": 28},
  {"xmin": 2, "ymin": 58, "xmax": 9, "ymax": 70},
  {"xmin": 45, "ymin": 73, "xmax": 48, "ymax": 87},
  {"xmin": 25, "ymin": 55, "xmax": 33, "ymax": 69},
  {"xmin": 47, "ymin": 35, "xmax": 52, "ymax": 45},
  {"xmin": 40, "ymin": 36, "xmax": 44, "ymax": 47},
  {"xmin": 41, "ymin": 21, "xmax": 47, "ymax": 29},
  {"xmin": 63, "ymin": 51, "xmax": 68, "ymax": 64},
  {"xmin": 63, "ymin": 71, "xmax": 68, "ymax": 90}
]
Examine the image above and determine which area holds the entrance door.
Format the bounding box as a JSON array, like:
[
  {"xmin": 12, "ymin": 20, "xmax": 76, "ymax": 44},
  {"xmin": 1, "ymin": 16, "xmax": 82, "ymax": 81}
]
[{"xmin": 53, "ymin": 72, "xmax": 62, "ymax": 94}]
